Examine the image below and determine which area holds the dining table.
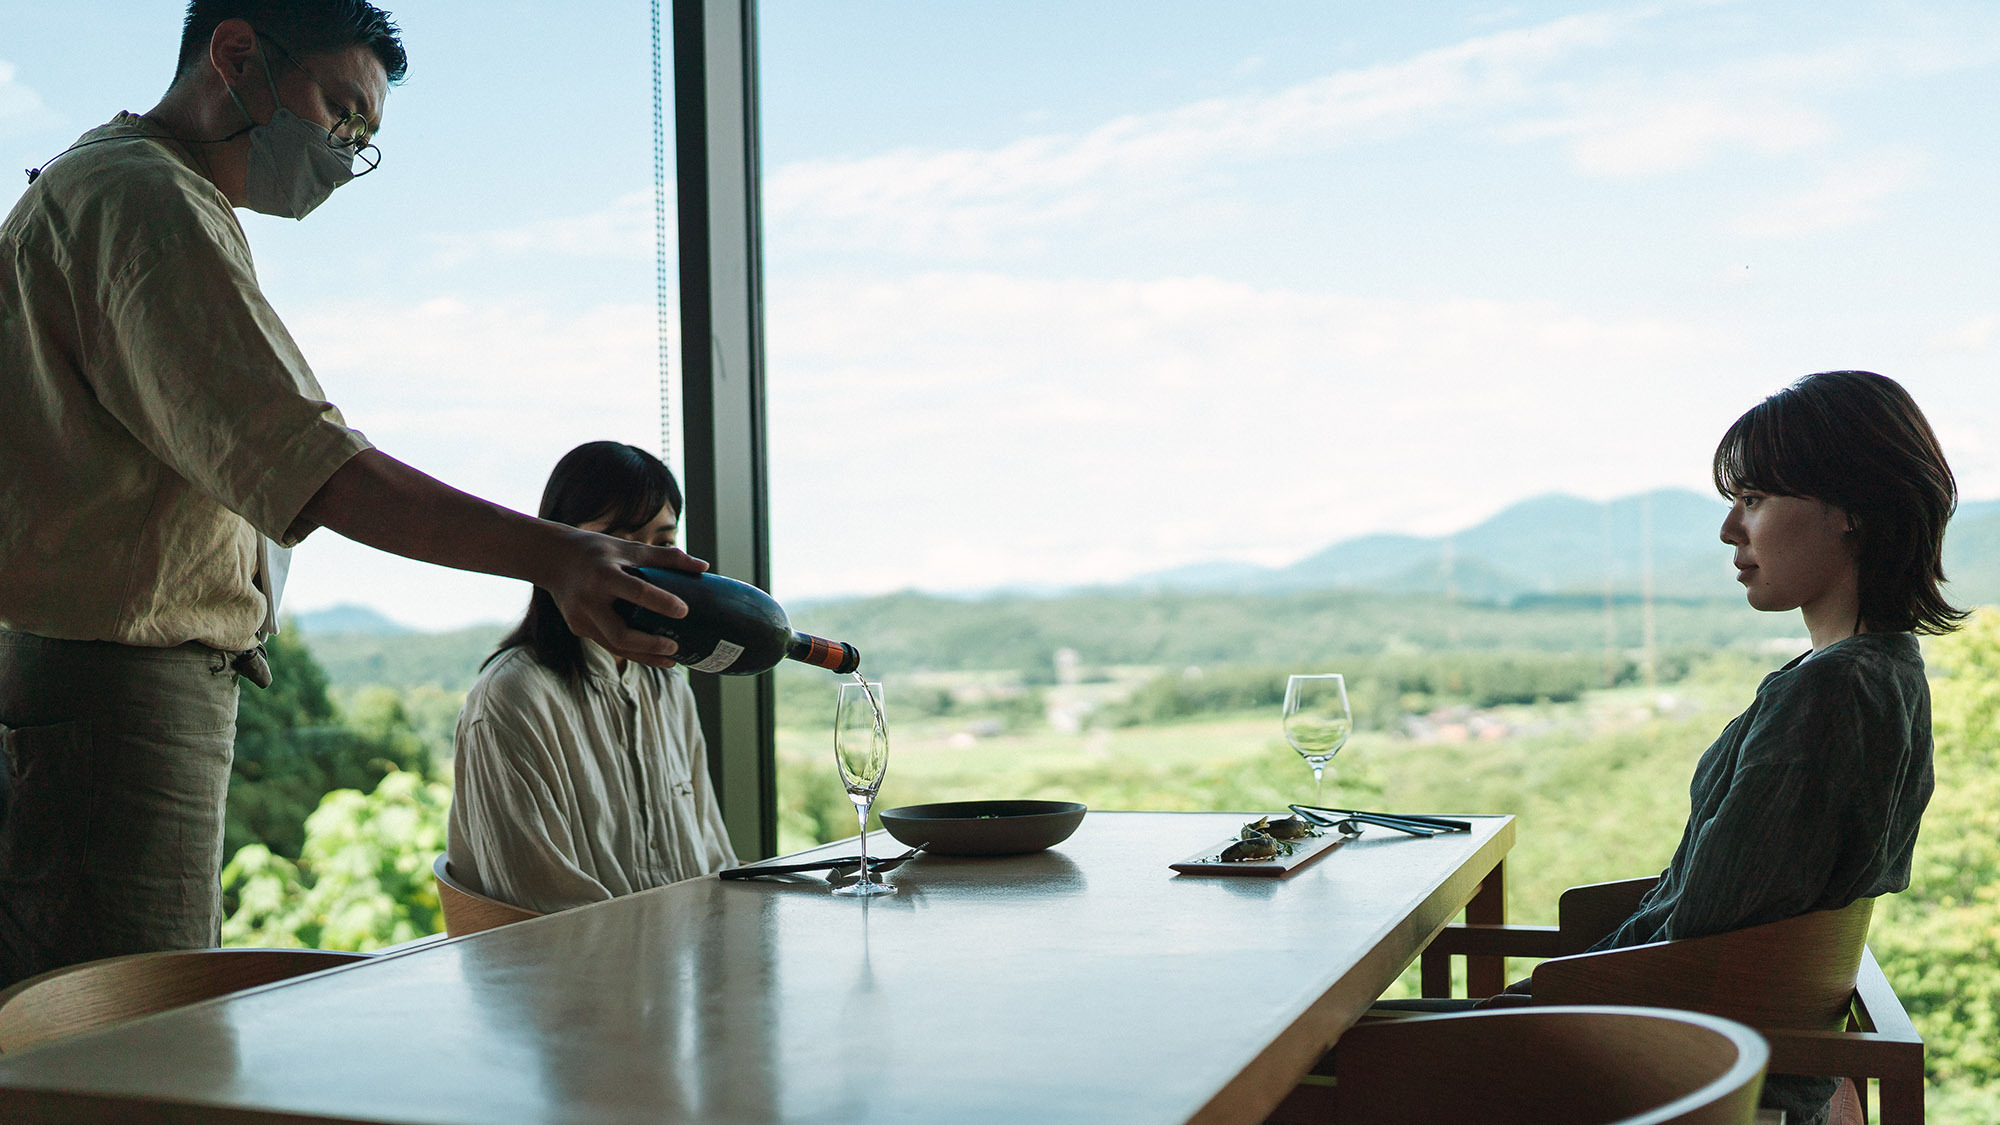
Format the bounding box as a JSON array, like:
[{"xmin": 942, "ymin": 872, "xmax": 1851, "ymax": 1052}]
[{"xmin": 0, "ymin": 810, "xmax": 1513, "ymax": 1124}]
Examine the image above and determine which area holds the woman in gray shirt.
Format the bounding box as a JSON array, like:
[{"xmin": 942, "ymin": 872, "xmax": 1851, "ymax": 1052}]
[{"xmin": 1595, "ymin": 370, "xmax": 1963, "ymax": 1124}]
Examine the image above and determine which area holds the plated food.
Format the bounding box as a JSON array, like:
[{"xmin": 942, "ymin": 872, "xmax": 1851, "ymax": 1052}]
[{"xmin": 1171, "ymin": 813, "xmax": 1362, "ymax": 878}]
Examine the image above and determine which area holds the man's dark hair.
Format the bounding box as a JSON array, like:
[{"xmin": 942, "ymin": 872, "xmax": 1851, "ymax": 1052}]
[
  {"xmin": 176, "ymin": 0, "xmax": 408, "ymax": 86},
  {"xmin": 492, "ymin": 442, "xmax": 686, "ymax": 682},
  {"xmin": 1713, "ymin": 370, "xmax": 1965, "ymax": 635}
]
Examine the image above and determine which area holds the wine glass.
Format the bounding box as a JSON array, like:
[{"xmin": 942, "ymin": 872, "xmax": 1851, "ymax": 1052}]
[
  {"xmin": 833, "ymin": 680, "xmax": 895, "ymax": 897},
  {"xmin": 1283, "ymin": 674, "xmax": 1352, "ymax": 805}
]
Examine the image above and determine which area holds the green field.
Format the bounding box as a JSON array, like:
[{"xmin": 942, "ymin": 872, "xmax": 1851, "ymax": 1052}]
[{"xmin": 776, "ymin": 671, "xmax": 1754, "ymax": 920}]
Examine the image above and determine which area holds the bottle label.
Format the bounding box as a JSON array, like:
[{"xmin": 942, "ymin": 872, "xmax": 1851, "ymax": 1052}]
[{"xmin": 688, "ymin": 639, "xmax": 745, "ymax": 674}]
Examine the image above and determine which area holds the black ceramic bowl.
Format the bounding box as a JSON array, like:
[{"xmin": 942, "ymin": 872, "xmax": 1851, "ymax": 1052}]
[{"xmin": 878, "ymin": 800, "xmax": 1087, "ymax": 857}]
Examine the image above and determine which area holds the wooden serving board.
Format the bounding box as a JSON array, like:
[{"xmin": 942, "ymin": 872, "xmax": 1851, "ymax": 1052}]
[{"xmin": 1169, "ymin": 825, "xmax": 1355, "ymax": 877}]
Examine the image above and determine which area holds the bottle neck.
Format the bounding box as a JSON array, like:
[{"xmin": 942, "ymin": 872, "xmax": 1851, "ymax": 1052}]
[{"xmin": 787, "ymin": 632, "xmax": 860, "ymax": 674}]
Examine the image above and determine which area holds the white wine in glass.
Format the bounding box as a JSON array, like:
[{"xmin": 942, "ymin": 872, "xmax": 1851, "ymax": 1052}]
[
  {"xmin": 833, "ymin": 680, "xmax": 894, "ymax": 897},
  {"xmin": 1283, "ymin": 674, "xmax": 1352, "ymax": 805}
]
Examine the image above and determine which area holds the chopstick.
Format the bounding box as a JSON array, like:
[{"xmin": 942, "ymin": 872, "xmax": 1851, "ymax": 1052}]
[
  {"xmin": 1289, "ymin": 805, "xmax": 1472, "ymax": 836},
  {"xmin": 718, "ymin": 844, "xmax": 924, "ymax": 880}
]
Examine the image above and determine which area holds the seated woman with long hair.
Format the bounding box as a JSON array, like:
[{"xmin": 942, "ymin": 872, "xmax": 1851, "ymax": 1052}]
[
  {"xmin": 446, "ymin": 442, "xmax": 737, "ymax": 913},
  {"xmin": 1589, "ymin": 370, "xmax": 1958, "ymax": 1124},
  {"xmin": 1598, "ymin": 369, "xmax": 1958, "ymax": 949},
  {"xmin": 1379, "ymin": 371, "xmax": 1959, "ymax": 1125}
]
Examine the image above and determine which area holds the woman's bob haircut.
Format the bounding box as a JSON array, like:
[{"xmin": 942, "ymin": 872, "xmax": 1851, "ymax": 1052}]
[
  {"xmin": 491, "ymin": 441, "xmax": 684, "ymax": 680},
  {"xmin": 1712, "ymin": 370, "xmax": 1965, "ymax": 635}
]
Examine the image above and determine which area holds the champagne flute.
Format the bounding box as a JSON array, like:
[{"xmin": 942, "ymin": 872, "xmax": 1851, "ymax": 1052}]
[
  {"xmin": 833, "ymin": 680, "xmax": 895, "ymax": 898},
  {"xmin": 1283, "ymin": 674, "xmax": 1352, "ymax": 805}
]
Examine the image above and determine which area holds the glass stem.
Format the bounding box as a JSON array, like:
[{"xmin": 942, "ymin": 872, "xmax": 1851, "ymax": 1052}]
[
  {"xmin": 1312, "ymin": 765, "xmax": 1324, "ymax": 805},
  {"xmin": 855, "ymin": 803, "xmax": 872, "ymax": 887}
]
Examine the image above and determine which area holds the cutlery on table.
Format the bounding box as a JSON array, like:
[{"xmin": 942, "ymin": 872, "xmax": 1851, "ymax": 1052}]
[
  {"xmin": 719, "ymin": 844, "xmax": 926, "ymax": 882},
  {"xmin": 1289, "ymin": 804, "xmax": 1471, "ymax": 837}
]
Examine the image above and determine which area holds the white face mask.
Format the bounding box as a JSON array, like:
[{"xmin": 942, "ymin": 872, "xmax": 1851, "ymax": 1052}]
[{"xmin": 226, "ymin": 50, "xmax": 357, "ymax": 220}]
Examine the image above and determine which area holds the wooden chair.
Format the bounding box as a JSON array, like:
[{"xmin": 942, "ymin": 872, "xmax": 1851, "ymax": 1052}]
[
  {"xmin": 1269, "ymin": 1005, "xmax": 1769, "ymax": 1124},
  {"xmin": 0, "ymin": 947, "xmax": 370, "ymax": 1054},
  {"xmin": 1419, "ymin": 880, "xmax": 1924, "ymax": 1124},
  {"xmin": 433, "ymin": 853, "xmax": 540, "ymax": 937}
]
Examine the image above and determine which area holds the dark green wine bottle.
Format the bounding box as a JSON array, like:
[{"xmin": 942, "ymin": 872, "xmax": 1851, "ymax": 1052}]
[{"xmin": 616, "ymin": 568, "xmax": 860, "ymax": 675}]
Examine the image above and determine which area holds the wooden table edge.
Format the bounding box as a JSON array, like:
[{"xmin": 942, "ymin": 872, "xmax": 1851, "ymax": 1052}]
[{"xmin": 1187, "ymin": 815, "xmax": 1515, "ymax": 1125}]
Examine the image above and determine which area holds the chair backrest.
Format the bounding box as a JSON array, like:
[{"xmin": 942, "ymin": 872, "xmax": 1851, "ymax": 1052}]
[
  {"xmin": 1534, "ymin": 896, "xmax": 1874, "ymax": 1032},
  {"xmin": 1332, "ymin": 1005, "xmax": 1768, "ymax": 1125},
  {"xmin": 433, "ymin": 853, "xmax": 541, "ymax": 937},
  {"xmin": 0, "ymin": 948, "xmax": 370, "ymax": 1054}
]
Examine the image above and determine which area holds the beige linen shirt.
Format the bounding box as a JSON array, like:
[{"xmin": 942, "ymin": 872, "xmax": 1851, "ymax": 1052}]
[
  {"xmin": 447, "ymin": 643, "xmax": 738, "ymax": 914},
  {"xmin": 0, "ymin": 114, "xmax": 371, "ymax": 651}
]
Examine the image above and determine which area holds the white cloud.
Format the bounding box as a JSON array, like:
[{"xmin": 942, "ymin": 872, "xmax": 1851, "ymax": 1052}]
[
  {"xmin": 425, "ymin": 190, "xmax": 662, "ymax": 265},
  {"xmin": 1516, "ymin": 93, "xmax": 1833, "ymax": 177},
  {"xmin": 1496, "ymin": 36, "xmax": 1953, "ymax": 178},
  {"xmin": 0, "ymin": 60, "xmax": 59, "ymax": 138},
  {"xmin": 275, "ymin": 269, "xmax": 2000, "ymax": 624},
  {"xmin": 763, "ymin": 271, "xmax": 1743, "ymax": 599},
  {"xmin": 280, "ymin": 296, "xmax": 677, "ymax": 628},
  {"xmin": 1728, "ymin": 149, "xmax": 1926, "ymax": 238},
  {"xmin": 764, "ymin": 11, "xmax": 1630, "ymax": 256},
  {"xmin": 1934, "ymin": 313, "xmax": 1998, "ymax": 353}
]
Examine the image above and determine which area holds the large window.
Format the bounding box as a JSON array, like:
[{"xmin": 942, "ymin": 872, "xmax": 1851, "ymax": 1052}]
[{"xmin": 752, "ymin": 3, "xmax": 2000, "ymax": 1053}]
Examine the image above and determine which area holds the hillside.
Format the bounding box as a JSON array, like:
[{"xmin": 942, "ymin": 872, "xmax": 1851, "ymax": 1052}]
[
  {"xmin": 1130, "ymin": 488, "xmax": 2000, "ymax": 605},
  {"xmin": 293, "ymin": 487, "xmax": 1999, "ymax": 692},
  {"xmin": 297, "ymin": 587, "xmax": 1804, "ymax": 693}
]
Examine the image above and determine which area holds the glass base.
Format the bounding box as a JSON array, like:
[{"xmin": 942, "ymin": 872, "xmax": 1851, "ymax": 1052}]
[{"xmin": 832, "ymin": 880, "xmax": 896, "ymax": 897}]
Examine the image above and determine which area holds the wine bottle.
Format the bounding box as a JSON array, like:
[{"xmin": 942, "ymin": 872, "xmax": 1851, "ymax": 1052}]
[{"xmin": 616, "ymin": 568, "xmax": 860, "ymax": 676}]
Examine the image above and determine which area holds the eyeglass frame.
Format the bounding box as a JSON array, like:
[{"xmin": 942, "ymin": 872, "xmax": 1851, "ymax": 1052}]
[{"xmin": 257, "ymin": 33, "xmax": 383, "ymax": 176}]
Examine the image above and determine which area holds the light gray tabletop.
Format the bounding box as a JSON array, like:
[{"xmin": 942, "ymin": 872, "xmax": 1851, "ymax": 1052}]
[{"xmin": 0, "ymin": 811, "xmax": 1513, "ymax": 1124}]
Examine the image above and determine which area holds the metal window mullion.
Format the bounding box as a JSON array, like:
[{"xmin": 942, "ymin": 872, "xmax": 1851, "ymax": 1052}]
[{"xmin": 674, "ymin": 0, "xmax": 776, "ymax": 860}]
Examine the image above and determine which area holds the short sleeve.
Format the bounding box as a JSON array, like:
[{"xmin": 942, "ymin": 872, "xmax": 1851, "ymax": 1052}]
[{"xmin": 91, "ymin": 207, "xmax": 370, "ymax": 544}]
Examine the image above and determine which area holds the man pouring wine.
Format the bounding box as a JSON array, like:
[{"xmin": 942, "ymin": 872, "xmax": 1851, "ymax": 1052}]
[{"xmin": 0, "ymin": 1, "xmax": 704, "ymax": 989}]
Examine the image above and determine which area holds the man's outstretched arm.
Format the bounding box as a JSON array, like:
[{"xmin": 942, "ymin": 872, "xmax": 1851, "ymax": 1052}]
[{"xmin": 298, "ymin": 449, "xmax": 707, "ymax": 666}]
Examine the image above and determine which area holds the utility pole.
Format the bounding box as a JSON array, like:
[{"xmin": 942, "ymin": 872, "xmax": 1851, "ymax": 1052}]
[
  {"xmin": 1641, "ymin": 491, "xmax": 1658, "ymax": 693},
  {"xmin": 1602, "ymin": 499, "xmax": 1617, "ymax": 688}
]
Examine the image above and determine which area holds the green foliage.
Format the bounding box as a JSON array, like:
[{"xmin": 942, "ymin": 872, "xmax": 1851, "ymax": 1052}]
[
  {"xmin": 786, "ymin": 589, "xmax": 1805, "ymax": 678},
  {"xmin": 302, "ymin": 623, "xmax": 509, "ymax": 693},
  {"xmin": 774, "ymin": 724, "xmax": 1390, "ymax": 856},
  {"xmin": 775, "ymin": 663, "xmax": 1038, "ymax": 732},
  {"xmin": 229, "ymin": 630, "xmax": 433, "ymax": 860},
  {"xmin": 1873, "ymin": 611, "xmax": 2000, "ymax": 1104},
  {"xmin": 1102, "ymin": 652, "xmax": 1627, "ymax": 730},
  {"xmin": 776, "ymin": 748, "xmax": 868, "ymax": 854},
  {"xmin": 221, "ymin": 771, "xmax": 449, "ymax": 952}
]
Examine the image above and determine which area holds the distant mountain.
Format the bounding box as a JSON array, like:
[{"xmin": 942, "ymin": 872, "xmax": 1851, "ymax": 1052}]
[
  {"xmin": 1129, "ymin": 489, "xmax": 1736, "ymax": 602},
  {"xmin": 1128, "ymin": 488, "xmax": 2000, "ymax": 607},
  {"xmin": 290, "ymin": 603, "xmax": 414, "ymax": 637},
  {"xmin": 1945, "ymin": 500, "xmax": 2000, "ymax": 609}
]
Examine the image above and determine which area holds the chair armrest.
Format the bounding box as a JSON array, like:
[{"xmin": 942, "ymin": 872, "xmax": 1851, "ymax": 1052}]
[
  {"xmin": 1762, "ymin": 950, "xmax": 1922, "ymax": 1081},
  {"xmin": 1850, "ymin": 947, "xmax": 1919, "ymax": 1042},
  {"xmin": 1420, "ymin": 925, "xmax": 1561, "ymax": 998},
  {"xmin": 1424, "ymin": 924, "xmax": 1564, "ymax": 960},
  {"xmin": 1556, "ymin": 876, "xmax": 1659, "ymax": 952}
]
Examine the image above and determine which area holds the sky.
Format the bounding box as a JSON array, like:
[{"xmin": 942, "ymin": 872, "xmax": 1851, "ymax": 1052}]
[{"xmin": 5, "ymin": 1, "xmax": 1998, "ymax": 629}]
